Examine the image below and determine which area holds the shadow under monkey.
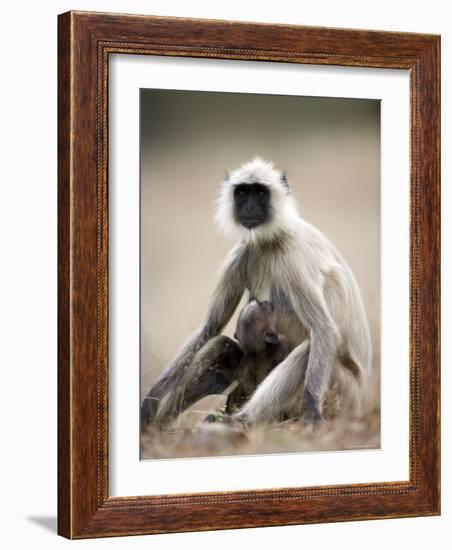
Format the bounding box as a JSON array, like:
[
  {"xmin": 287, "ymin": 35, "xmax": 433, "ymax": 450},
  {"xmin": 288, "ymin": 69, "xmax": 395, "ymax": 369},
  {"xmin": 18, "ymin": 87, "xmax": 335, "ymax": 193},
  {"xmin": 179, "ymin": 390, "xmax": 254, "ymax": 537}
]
[{"xmin": 141, "ymin": 299, "xmax": 289, "ymax": 428}]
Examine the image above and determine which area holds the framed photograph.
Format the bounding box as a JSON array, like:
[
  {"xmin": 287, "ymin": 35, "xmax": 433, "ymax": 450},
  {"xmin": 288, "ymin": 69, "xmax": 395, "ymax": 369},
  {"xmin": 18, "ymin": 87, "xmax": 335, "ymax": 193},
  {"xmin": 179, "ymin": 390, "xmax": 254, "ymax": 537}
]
[{"xmin": 58, "ymin": 11, "xmax": 440, "ymax": 538}]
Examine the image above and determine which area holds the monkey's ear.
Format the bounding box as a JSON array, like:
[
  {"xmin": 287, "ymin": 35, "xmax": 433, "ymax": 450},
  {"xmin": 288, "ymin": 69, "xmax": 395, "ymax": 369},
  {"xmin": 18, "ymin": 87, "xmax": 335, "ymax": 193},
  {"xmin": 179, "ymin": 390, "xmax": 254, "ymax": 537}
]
[
  {"xmin": 264, "ymin": 331, "xmax": 279, "ymax": 345},
  {"xmin": 281, "ymin": 172, "xmax": 290, "ymax": 192}
]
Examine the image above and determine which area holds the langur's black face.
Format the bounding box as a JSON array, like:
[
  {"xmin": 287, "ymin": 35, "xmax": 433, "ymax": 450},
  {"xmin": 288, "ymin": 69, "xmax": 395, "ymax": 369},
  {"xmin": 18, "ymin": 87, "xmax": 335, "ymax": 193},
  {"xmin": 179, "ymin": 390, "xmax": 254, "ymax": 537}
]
[{"xmin": 233, "ymin": 183, "xmax": 271, "ymax": 229}]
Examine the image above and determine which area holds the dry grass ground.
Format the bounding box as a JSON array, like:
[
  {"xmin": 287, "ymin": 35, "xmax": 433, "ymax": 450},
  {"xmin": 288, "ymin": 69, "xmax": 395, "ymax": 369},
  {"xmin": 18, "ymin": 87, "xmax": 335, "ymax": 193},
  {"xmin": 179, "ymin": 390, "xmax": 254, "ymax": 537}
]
[{"xmin": 140, "ymin": 401, "xmax": 380, "ymax": 460}]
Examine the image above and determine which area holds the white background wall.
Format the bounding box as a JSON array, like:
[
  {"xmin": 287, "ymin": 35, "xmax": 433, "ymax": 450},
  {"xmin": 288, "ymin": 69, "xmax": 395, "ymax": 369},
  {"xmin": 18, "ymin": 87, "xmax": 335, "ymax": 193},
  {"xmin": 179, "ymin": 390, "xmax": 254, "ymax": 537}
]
[{"xmin": 0, "ymin": 0, "xmax": 449, "ymax": 548}]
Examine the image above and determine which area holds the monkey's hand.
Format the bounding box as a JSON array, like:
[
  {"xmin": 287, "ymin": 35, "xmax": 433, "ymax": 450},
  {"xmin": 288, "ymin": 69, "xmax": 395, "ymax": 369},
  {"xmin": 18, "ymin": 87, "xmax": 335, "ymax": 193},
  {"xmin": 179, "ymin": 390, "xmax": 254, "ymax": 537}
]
[
  {"xmin": 204, "ymin": 411, "xmax": 233, "ymax": 424},
  {"xmin": 300, "ymin": 389, "xmax": 322, "ymax": 423},
  {"xmin": 233, "ymin": 410, "xmax": 250, "ymax": 427}
]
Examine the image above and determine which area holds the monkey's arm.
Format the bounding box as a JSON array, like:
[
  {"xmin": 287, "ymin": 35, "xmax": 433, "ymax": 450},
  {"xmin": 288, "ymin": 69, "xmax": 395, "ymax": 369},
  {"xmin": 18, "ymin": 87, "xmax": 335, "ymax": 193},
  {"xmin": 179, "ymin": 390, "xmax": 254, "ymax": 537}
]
[
  {"xmin": 268, "ymin": 335, "xmax": 290, "ymax": 370},
  {"xmin": 238, "ymin": 280, "xmax": 337, "ymax": 424},
  {"xmin": 288, "ymin": 269, "xmax": 340, "ymax": 421},
  {"xmin": 141, "ymin": 245, "xmax": 246, "ymax": 426}
]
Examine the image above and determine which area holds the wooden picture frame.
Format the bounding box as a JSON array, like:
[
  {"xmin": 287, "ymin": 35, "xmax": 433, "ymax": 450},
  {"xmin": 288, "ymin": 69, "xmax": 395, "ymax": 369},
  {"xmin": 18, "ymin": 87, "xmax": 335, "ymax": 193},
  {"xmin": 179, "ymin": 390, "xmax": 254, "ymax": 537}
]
[{"xmin": 58, "ymin": 10, "xmax": 440, "ymax": 539}]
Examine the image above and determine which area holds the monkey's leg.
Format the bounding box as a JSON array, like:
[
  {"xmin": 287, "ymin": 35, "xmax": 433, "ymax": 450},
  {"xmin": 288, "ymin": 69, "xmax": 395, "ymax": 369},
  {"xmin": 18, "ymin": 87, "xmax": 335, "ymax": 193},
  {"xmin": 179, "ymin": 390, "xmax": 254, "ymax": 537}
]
[
  {"xmin": 225, "ymin": 375, "xmax": 254, "ymax": 414},
  {"xmin": 140, "ymin": 336, "xmax": 239, "ymax": 427},
  {"xmin": 141, "ymin": 371, "xmax": 177, "ymax": 427},
  {"xmin": 151, "ymin": 336, "xmax": 244, "ymax": 427},
  {"xmin": 268, "ymin": 335, "xmax": 290, "ymax": 369},
  {"xmin": 237, "ymin": 340, "xmax": 310, "ymax": 424},
  {"xmin": 225, "ymin": 384, "xmax": 246, "ymax": 414},
  {"xmin": 322, "ymin": 364, "xmax": 363, "ymax": 420}
]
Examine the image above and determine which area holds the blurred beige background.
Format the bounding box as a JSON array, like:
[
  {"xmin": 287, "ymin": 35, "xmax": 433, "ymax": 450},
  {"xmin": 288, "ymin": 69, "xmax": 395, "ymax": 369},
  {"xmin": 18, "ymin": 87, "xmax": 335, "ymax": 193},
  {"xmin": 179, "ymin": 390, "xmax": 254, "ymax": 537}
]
[{"xmin": 140, "ymin": 90, "xmax": 380, "ymax": 407}]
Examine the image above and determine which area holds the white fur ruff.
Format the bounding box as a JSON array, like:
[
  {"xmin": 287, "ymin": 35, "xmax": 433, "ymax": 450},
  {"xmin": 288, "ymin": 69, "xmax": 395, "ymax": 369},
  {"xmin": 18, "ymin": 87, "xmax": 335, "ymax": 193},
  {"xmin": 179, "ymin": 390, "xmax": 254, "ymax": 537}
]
[{"xmin": 215, "ymin": 157, "xmax": 300, "ymax": 243}]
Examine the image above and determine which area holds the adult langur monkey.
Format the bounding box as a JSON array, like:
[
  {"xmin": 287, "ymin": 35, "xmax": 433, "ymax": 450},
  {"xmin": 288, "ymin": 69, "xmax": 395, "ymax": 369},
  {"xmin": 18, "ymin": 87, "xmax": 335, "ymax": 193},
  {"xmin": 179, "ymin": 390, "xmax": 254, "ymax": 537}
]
[{"xmin": 140, "ymin": 158, "xmax": 372, "ymax": 427}]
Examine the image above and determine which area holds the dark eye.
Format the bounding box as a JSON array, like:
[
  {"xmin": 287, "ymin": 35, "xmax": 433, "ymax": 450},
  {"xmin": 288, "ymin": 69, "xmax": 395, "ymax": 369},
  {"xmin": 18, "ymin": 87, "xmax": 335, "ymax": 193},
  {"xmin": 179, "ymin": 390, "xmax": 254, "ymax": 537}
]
[
  {"xmin": 238, "ymin": 189, "xmax": 246, "ymax": 196},
  {"xmin": 258, "ymin": 190, "xmax": 265, "ymax": 197}
]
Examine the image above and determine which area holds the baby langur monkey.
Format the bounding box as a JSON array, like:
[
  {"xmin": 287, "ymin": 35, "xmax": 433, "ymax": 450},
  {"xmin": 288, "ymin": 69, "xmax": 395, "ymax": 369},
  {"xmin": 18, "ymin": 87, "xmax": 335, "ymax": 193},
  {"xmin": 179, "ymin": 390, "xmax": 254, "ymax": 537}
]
[
  {"xmin": 225, "ymin": 299, "xmax": 289, "ymax": 414},
  {"xmin": 145, "ymin": 299, "xmax": 289, "ymax": 427}
]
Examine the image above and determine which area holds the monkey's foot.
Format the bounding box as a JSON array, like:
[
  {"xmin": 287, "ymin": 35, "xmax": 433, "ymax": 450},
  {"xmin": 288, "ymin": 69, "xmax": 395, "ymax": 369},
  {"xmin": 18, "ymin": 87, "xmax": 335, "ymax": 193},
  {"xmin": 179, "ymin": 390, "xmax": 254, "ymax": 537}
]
[
  {"xmin": 203, "ymin": 410, "xmax": 234, "ymax": 425},
  {"xmin": 232, "ymin": 411, "xmax": 251, "ymax": 427},
  {"xmin": 300, "ymin": 390, "xmax": 322, "ymax": 423}
]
